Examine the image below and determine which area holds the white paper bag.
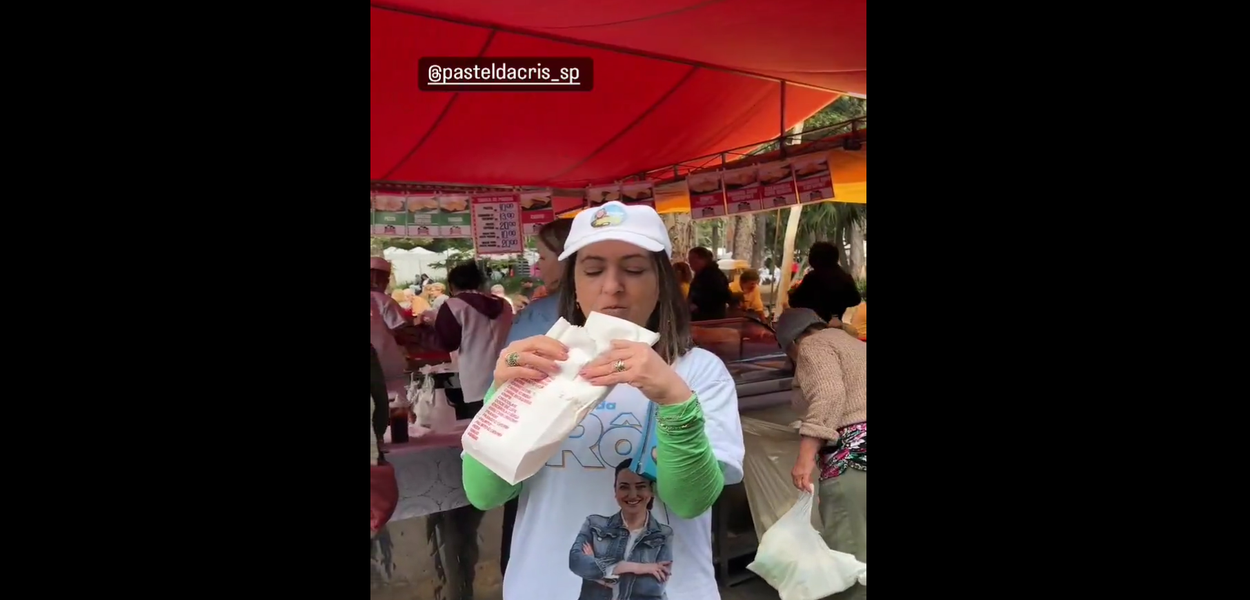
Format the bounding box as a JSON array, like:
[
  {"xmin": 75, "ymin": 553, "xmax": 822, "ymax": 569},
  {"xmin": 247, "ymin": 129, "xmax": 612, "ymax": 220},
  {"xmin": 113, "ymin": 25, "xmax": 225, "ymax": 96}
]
[
  {"xmin": 461, "ymin": 312, "xmax": 660, "ymax": 485},
  {"xmin": 747, "ymin": 487, "xmax": 867, "ymax": 600}
]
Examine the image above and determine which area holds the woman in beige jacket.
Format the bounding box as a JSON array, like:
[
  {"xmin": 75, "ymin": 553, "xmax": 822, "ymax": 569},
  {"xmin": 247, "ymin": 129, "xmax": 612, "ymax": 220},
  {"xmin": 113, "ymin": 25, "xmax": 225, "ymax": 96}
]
[{"xmin": 777, "ymin": 308, "xmax": 867, "ymax": 596}]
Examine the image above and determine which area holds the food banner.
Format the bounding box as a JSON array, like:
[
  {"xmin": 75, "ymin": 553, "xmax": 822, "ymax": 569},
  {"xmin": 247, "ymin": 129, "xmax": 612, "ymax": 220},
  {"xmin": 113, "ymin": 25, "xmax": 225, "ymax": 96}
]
[
  {"xmin": 687, "ymin": 171, "xmax": 727, "ymax": 220},
  {"xmin": 586, "ymin": 184, "xmax": 621, "ymax": 208},
  {"xmin": 723, "ymin": 165, "xmax": 763, "ymax": 215},
  {"xmin": 519, "ymin": 190, "xmax": 554, "ymax": 236},
  {"xmin": 372, "ymin": 193, "xmax": 408, "ymax": 236},
  {"xmin": 759, "ymin": 160, "xmax": 799, "ymax": 210},
  {"xmin": 471, "ymin": 193, "xmax": 523, "ymax": 254},
  {"xmin": 621, "ymin": 182, "xmax": 656, "ymax": 208},
  {"xmin": 553, "ymin": 191, "xmax": 586, "ymax": 217},
  {"xmin": 407, "ymin": 194, "xmax": 473, "ymax": 238},
  {"xmin": 792, "ymin": 152, "xmax": 835, "ymax": 203}
]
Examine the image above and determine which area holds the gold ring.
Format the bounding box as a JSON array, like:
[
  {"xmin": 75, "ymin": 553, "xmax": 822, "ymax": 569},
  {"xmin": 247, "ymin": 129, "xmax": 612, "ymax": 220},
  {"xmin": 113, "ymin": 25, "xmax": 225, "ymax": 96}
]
[
  {"xmin": 613, "ymin": 360, "xmax": 627, "ymax": 373},
  {"xmin": 506, "ymin": 352, "xmax": 521, "ymax": 367}
]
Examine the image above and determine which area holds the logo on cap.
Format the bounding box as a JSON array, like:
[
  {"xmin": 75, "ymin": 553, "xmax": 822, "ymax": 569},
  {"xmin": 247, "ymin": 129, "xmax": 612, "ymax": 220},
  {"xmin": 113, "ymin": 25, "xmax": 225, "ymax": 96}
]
[{"xmin": 590, "ymin": 203, "xmax": 626, "ymax": 228}]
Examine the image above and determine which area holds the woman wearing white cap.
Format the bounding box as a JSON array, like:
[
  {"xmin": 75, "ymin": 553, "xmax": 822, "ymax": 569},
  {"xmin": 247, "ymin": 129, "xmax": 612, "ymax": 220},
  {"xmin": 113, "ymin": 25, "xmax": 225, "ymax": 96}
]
[{"xmin": 462, "ymin": 202, "xmax": 744, "ymax": 600}]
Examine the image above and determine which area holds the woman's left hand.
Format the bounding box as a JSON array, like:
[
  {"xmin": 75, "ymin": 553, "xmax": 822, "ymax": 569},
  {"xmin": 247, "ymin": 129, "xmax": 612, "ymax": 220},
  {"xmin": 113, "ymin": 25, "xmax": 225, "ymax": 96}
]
[
  {"xmin": 580, "ymin": 340, "xmax": 692, "ymax": 406},
  {"xmin": 582, "ymin": 542, "xmax": 594, "ymax": 557},
  {"xmin": 792, "ymin": 454, "xmax": 816, "ymax": 492}
]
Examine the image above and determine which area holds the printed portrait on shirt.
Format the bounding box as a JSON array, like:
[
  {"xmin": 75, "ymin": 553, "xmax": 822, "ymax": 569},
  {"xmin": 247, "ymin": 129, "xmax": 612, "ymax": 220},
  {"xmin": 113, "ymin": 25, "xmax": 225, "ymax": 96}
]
[{"xmin": 568, "ymin": 459, "xmax": 674, "ymax": 600}]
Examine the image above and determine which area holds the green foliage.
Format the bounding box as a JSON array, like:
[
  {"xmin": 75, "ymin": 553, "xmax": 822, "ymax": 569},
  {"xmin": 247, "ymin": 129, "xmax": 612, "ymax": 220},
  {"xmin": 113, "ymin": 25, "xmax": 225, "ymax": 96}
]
[
  {"xmin": 371, "ymin": 237, "xmax": 476, "ymax": 253},
  {"xmin": 802, "ymin": 97, "xmax": 867, "ymax": 141},
  {"xmin": 856, "ymin": 278, "xmax": 867, "ymax": 302},
  {"xmin": 757, "ymin": 97, "xmax": 867, "ymax": 153}
]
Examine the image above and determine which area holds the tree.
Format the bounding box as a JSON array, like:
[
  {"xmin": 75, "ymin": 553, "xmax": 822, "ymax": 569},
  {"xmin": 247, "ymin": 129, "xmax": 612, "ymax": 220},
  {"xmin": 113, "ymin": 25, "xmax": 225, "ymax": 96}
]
[
  {"xmin": 732, "ymin": 214, "xmax": 755, "ymax": 263},
  {"xmin": 661, "ymin": 212, "xmax": 695, "ymax": 259}
]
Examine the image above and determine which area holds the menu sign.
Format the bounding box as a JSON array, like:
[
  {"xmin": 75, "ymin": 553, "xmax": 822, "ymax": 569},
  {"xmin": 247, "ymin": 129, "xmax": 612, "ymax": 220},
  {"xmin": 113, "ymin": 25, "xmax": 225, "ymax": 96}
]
[
  {"xmin": 687, "ymin": 172, "xmax": 726, "ymax": 220},
  {"xmin": 792, "ymin": 152, "xmax": 835, "ymax": 203},
  {"xmin": 759, "ymin": 160, "xmax": 799, "ymax": 210},
  {"xmin": 372, "ymin": 194, "xmax": 408, "ymax": 236},
  {"xmin": 472, "ymin": 194, "xmax": 523, "ymax": 254},
  {"xmin": 519, "ymin": 190, "xmax": 554, "ymax": 236},
  {"xmin": 406, "ymin": 194, "xmax": 472, "ymax": 238},
  {"xmin": 723, "ymin": 165, "xmax": 763, "ymax": 215},
  {"xmin": 585, "ymin": 184, "xmax": 621, "ymax": 208},
  {"xmin": 621, "ymin": 182, "xmax": 656, "ymax": 208}
]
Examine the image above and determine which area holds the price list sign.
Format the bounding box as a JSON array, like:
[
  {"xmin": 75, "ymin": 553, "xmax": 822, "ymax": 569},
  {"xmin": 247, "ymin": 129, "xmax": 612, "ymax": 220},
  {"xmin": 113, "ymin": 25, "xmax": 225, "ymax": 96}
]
[{"xmin": 472, "ymin": 193, "xmax": 524, "ymax": 254}]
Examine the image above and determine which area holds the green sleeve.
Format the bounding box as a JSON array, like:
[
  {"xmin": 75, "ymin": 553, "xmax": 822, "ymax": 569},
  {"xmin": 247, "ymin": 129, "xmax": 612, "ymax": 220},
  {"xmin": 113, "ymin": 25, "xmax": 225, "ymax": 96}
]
[
  {"xmin": 461, "ymin": 385, "xmax": 522, "ymax": 509},
  {"xmin": 654, "ymin": 394, "xmax": 724, "ymax": 519}
]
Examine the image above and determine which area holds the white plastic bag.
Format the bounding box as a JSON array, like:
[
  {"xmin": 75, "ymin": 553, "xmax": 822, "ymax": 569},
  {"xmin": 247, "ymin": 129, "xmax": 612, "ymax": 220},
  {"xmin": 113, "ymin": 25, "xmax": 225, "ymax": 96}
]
[
  {"xmin": 411, "ymin": 373, "xmax": 457, "ymax": 434},
  {"xmin": 741, "ymin": 415, "xmax": 823, "ymax": 538},
  {"xmin": 747, "ymin": 488, "xmax": 867, "ymax": 600},
  {"xmin": 461, "ymin": 312, "xmax": 660, "ymax": 485}
]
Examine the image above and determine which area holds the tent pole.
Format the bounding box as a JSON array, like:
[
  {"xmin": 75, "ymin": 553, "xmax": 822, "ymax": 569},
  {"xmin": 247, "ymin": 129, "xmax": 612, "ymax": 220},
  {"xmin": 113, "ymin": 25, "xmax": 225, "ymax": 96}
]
[
  {"xmin": 778, "ymin": 205, "xmax": 803, "ymax": 314},
  {"xmin": 779, "ymin": 82, "xmax": 787, "ymax": 154}
]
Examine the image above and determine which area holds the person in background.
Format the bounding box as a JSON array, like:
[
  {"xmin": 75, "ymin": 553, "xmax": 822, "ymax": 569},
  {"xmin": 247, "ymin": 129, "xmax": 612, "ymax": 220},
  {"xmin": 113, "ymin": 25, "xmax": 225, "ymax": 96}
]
[
  {"xmin": 850, "ymin": 302, "xmax": 866, "ymax": 341},
  {"xmin": 850, "ymin": 266, "xmax": 866, "ymax": 341},
  {"xmin": 686, "ymin": 247, "xmax": 731, "ymax": 321},
  {"xmin": 406, "ymin": 289, "xmax": 431, "ymax": 316},
  {"xmin": 509, "ymin": 294, "xmax": 530, "ymax": 313},
  {"xmin": 729, "ymin": 268, "xmax": 765, "ymax": 320},
  {"xmin": 777, "ymin": 308, "xmax": 866, "ymax": 599},
  {"xmin": 370, "ymin": 345, "xmax": 390, "ymax": 463},
  {"xmin": 466, "ymin": 201, "xmax": 744, "ymax": 600},
  {"xmin": 788, "ymin": 242, "xmax": 861, "ymax": 324},
  {"xmin": 499, "ymin": 217, "xmax": 573, "ymax": 577},
  {"xmin": 673, "ymin": 261, "xmax": 693, "ymax": 298},
  {"xmin": 413, "ymin": 262, "xmax": 512, "ymax": 600},
  {"xmin": 370, "ymin": 258, "xmax": 414, "ymax": 399},
  {"xmin": 418, "ymin": 263, "xmax": 512, "ymax": 411},
  {"xmin": 425, "ymin": 282, "xmax": 448, "ymax": 310},
  {"xmin": 491, "ymin": 284, "xmax": 516, "ymax": 313},
  {"xmin": 761, "ymin": 257, "xmax": 781, "ymax": 288}
]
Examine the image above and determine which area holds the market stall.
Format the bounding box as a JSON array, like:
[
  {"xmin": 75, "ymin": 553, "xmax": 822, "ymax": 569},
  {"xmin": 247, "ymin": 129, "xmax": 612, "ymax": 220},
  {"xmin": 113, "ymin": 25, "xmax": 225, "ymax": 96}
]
[{"xmin": 371, "ymin": 1, "xmax": 867, "ymax": 595}]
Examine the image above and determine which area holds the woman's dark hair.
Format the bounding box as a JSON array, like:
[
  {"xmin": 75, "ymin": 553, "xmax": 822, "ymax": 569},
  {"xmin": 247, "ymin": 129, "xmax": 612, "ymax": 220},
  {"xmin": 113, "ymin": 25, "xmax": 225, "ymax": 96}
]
[
  {"xmin": 807, "ymin": 242, "xmax": 843, "ymax": 271},
  {"xmin": 615, "ymin": 459, "xmax": 654, "ymax": 510},
  {"xmin": 447, "ymin": 262, "xmax": 484, "ymax": 292},
  {"xmin": 537, "ymin": 218, "xmax": 574, "ymax": 255},
  {"xmin": 558, "ymin": 250, "xmax": 692, "ymax": 364},
  {"xmin": 689, "ymin": 247, "xmax": 715, "ymax": 267}
]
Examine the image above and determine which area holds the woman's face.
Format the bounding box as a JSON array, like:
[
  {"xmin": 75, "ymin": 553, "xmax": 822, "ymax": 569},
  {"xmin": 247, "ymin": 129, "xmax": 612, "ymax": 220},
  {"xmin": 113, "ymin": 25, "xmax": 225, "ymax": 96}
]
[
  {"xmin": 615, "ymin": 468, "xmax": 652, "ymax": 515},
  {"xmin": 574, "ymin": 240, "xmax": 659, "ymax": 327},
  {"xmin": 537, "ymin": 239, "xmax": 562, "ymax": 289}
]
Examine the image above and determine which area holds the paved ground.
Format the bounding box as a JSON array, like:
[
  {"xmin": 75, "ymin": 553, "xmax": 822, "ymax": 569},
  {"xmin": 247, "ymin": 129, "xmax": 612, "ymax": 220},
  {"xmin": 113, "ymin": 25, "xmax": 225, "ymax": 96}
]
[{"xmin": 721, "ymin": 578, "xmax": 781, "ymax": 599}]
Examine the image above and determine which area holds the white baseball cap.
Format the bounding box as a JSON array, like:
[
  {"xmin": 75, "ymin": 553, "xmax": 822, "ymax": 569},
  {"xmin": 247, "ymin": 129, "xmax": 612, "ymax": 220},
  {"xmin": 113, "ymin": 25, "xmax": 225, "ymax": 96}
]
[
  {"xmin": 559, "ymin": 201, "xmax": 672, "ymax": 260},
  {"xmin": 369, "ymin": 257, "xmax": 391, "ymax": 273}
]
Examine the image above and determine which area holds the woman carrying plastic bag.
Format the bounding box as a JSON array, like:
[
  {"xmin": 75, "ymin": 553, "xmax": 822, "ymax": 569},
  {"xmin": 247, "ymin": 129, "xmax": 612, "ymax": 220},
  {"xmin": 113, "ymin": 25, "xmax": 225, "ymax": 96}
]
[
  {"xmin": 774, "ymin": 308, "xmax": 867, "ymax": 599},
  {"xmin": 748, "ymin": 486, "xmax": 865, "ymax": 600}
]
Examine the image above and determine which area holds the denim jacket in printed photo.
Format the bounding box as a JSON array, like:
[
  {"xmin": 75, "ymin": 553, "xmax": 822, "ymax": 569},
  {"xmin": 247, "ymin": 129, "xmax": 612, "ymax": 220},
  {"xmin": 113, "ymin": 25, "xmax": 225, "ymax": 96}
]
[{"xmin": 568, "ymin": 511, "xmax": 674, "ymax": 600}]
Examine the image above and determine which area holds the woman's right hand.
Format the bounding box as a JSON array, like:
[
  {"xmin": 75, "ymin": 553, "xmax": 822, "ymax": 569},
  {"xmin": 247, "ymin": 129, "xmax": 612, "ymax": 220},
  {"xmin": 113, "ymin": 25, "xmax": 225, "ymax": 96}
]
[
  {"xmin": 494, "ymin": 335, "xmax": 568, "ymax": 386},
  {"xmin": 619, "ymin": 561, "xmax": 671, "ymax": 582}
]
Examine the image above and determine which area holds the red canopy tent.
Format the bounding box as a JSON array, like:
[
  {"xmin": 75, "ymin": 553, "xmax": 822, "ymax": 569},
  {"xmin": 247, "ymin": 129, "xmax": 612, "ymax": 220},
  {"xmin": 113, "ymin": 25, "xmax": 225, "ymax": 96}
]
[{"xmin": 371, "ymin": 0, "xmax": 867, "ymax": 188}]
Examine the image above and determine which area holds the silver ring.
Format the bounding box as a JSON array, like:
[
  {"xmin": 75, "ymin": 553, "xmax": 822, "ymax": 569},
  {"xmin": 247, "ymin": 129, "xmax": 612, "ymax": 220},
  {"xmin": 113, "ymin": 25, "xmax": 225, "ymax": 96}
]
[
  {"xmin": 613, "ymin": 360, "xmax": 627, "ymax": 373},
  {"xmin": 506, "ymin": 352, "xmax": 521, "ymax": 367}
]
